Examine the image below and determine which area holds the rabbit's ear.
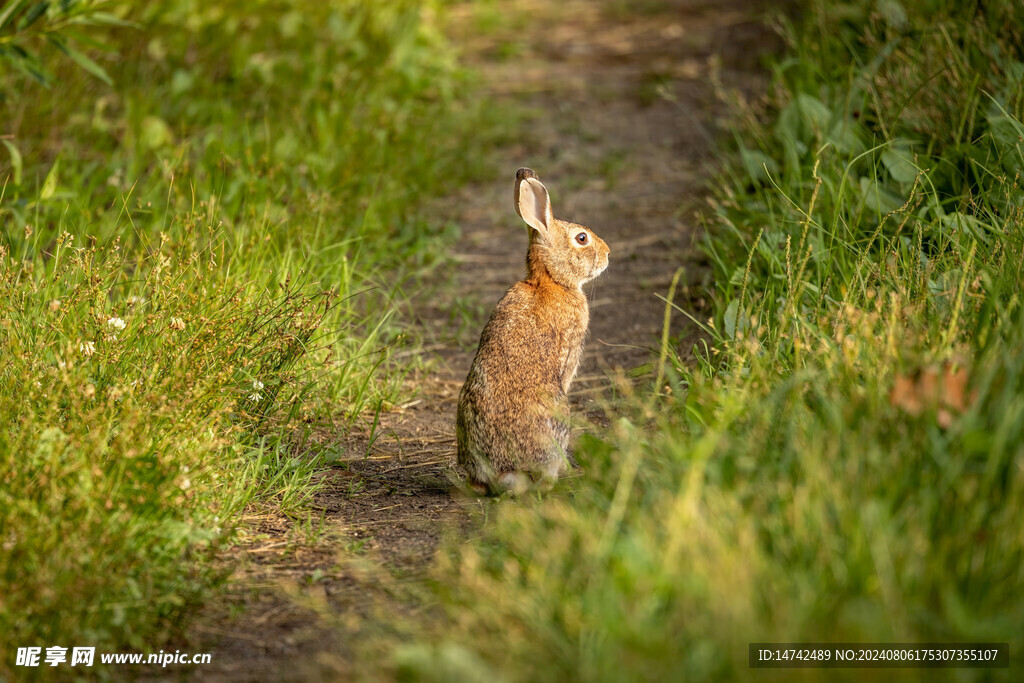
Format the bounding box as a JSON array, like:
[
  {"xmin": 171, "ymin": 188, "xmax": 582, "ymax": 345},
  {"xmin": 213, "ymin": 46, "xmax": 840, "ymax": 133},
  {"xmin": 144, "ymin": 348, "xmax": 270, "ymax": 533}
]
[{"xmin": 516, "ymin": 176, "xmax": 553, "ymax": 235}]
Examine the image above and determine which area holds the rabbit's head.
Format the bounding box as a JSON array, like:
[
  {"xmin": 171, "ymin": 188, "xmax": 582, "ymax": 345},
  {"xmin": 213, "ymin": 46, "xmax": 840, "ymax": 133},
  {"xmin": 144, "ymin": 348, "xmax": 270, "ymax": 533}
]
[{"xmin": 515, "ymin": 168, "xmax": 609, "ymax": 290}]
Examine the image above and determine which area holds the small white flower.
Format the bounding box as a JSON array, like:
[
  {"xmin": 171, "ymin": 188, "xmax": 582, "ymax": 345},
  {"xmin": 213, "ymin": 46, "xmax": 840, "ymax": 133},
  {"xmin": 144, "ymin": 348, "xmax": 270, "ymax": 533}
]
[
  {"xmin": 181, "ymin": 477, "xmax": 191, "ymax": 490},
  {"xmin": 107, "ymin": 317, "xmax": 126, "ymax": 330},
  {"xmin": 168, "ymin": 316, "xmax": 186, "ymax": 331},
  {"xmin": 79, "ymin": 341, "xmax": 96, "ymax": 356},
  {"xmin": 252, "ymin": 379, "xmax": 264, "ymax": 391},
  {"xmin": 248, "ymin": 392, "xmax": 263, "ymax": 403}
]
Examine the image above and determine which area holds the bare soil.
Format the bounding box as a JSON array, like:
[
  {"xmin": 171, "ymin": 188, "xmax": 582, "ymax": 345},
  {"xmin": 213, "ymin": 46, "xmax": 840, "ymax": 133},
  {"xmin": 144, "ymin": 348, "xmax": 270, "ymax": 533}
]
[{"xmin": 182, "ymin": 1, "xmax": 777, "ymax": 680}]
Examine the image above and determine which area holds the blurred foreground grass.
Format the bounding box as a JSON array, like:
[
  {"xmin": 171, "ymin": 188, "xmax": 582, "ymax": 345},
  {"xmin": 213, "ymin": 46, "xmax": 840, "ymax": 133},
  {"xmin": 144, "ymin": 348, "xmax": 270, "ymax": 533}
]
[
  {"xmin": 0, "ymin": 0, "xmax": 495, "ymax": 669},
  {"xmin": 398, "ymin": 1, "xmax": 1024, "ymax": 680}
]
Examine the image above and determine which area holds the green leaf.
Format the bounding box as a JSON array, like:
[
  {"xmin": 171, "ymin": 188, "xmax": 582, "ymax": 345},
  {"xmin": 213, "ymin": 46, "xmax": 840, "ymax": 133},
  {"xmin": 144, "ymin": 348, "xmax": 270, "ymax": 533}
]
[
  {"xmin": 739, "ymin": 146, "xmax": 778, "ymax": 183},
  {"xmin": 40, "ymin": 156, "xmax": 59, "ymax": 199},
  {"xmin": 795, "ymin": 93, "xmax": 832, "ymax": 135},
  {"xmin": 2, "ymin": 139, "xmax": 23, "ymax": 185},
  {"xmin": 49, "ymin": 36, "xmax": 112, "ymax": 85},
  {"xmin": 139, "ymin": 115, "xmax": 173, "ymax": 150},
  {"xmin": 723, "ymin": 298, "xmax": 739, "ymax": 340},
  {"xmin": 17, "ymin": 1, "xmax": 50, "ymax": 32},
  {"xmin": 62, "ymin": 27, "xmax": 116, "ymax": 52},
  {"xmin": 941, "ymin": 211, "xmax": 991, "ymax": 243},
  {"xmin": 774, "ymin": 94, "xmax": 833, "ymax": 152},
  {"xmin": 5, "ymin": 43, "xmax": 52, "ymax": 85},
  {"xmin": 881, "ymin": 148, "xmax": 918, "ymax": 184},
  {"xmin": 70, "ymin": 11, "xmax": 135, "ymax": 28},
  {"xmin": 0, "ymin": 0, "xmax": 29, "ymax": 30},
  {"xmin": 987, "ymin": 113, "xmax": 1023, "ymax": 147},
  {"xmin": 858, "ymin": 176, "xmax": 904, "ymax": 214},
  {"xmin": 826, "ymin": 119, "xmax": 865, "ymax": 154},
  {"xmin": 877, "ymin": 0, "xmax": 908, "ymax": 28},
  {"xmin": 24, "ymin": 60, "xmax": 51, "ymax": 85}
]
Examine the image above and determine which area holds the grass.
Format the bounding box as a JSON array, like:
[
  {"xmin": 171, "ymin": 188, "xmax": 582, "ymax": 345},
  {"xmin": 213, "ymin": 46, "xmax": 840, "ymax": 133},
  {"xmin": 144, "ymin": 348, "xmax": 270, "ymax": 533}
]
[
  {"xmin": 5, "ymin": 0, "xmax": 1022, "ymax": 678},
  {"xmin": 0, "ymin": 0, "xmax": 494, "ymax": 673},
  {"xmin": 396, "ymin": 0, "xmax": 1024, "ymax": 680}
]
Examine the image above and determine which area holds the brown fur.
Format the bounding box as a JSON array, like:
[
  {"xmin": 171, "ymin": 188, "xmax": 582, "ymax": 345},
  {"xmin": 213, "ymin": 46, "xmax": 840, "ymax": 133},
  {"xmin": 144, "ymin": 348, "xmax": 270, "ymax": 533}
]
[{"xmin": 457, "ymin": 169, "xmax": 610, "ymax": 495}]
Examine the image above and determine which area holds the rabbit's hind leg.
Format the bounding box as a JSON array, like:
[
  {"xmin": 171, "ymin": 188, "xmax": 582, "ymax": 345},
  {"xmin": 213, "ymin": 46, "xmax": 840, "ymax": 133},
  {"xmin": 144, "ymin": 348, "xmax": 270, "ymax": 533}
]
[
  {"xmin": 540, "ymin": 453, "xmax": 571, "ymax": 483},
  {"xmin": 494, "ymin": 471, "xmax": 530, "ymax": 496},
  {"xmin": 466, "ymin": 479, "xmax": 490, "ymax": 496}
]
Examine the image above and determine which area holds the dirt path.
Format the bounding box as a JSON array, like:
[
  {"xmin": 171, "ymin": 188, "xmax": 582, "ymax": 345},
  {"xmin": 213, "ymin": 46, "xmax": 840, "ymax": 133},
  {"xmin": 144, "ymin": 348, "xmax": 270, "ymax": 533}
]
[{"xmin": 184, "ymin": 2, "xmax": 774, "ymax": 679}]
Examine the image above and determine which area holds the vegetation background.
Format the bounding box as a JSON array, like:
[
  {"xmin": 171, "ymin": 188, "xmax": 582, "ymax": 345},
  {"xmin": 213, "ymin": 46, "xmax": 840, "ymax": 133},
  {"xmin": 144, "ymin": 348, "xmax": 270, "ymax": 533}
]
[
  {"xmin": 0, "ymin": 0, "xmax": 494, "ymax": 673},
  {"xmin": 1, "ymin": 0, "xmax": 1022, "ymax": 680}
]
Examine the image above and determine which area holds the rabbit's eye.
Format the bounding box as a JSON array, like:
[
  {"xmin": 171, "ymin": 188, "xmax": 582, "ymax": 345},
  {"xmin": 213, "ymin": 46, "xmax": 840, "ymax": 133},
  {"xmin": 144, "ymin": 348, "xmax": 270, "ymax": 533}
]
[{"xmin": 575, "ymin": 232, "xmax": 589, "ymax": 246}]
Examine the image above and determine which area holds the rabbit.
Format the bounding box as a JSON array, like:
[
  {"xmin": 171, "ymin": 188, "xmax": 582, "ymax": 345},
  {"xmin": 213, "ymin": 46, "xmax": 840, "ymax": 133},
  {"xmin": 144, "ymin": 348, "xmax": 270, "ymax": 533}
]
[{"xmin": 456, "ymin": 168, "xmax": 610, "ymax": 495}]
